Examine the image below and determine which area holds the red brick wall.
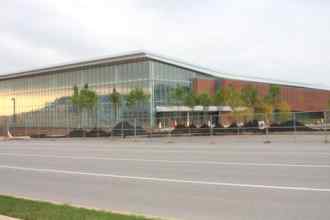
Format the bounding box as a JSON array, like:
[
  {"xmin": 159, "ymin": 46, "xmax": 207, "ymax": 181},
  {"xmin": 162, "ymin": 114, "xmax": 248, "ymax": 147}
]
[
  {"xmin": 192, "ymin": 79, "xmax": 217, "ymax": 96},
  {"xmin": 221, "ymin": 79, "xmax": 330, "ymax": 112}
]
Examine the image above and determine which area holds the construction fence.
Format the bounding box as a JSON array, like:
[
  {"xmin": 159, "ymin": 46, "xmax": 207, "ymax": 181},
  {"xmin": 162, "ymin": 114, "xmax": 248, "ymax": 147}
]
[{"xmin": 0, "ymin": 103, "xmax": 329, "ymax": 142}]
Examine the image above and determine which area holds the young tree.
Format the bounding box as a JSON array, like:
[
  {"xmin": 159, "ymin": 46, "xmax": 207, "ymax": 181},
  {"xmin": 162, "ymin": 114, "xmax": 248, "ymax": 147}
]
[
  {"xmin": 79, "ymin": 84, "xmax": 98, "ymax": 110},
  {"xmin": 127, "ymin": 88, "xmax": 150, "ymax": 108},
  {"xmin": 196, "ymin": 93, "xmax": 211, "ymax": 107},
  {"xmin": 195, "ymin": 93, "xmax": 212, "ymax": 125},
  {"xmin": 170, "ymin": 86, "xmax": 189, "ymax": 105},
  {"xmin": 241, "ymin": 85, "xmax": 259, "ymax": 109},
  {"xmin": 275, "ymin": 101, "xmax": 292, "ymax": 123},
  {"xmin": 70, "ymin": 85, "xmax": 81, "ymax": 128},
  {"xmin": 213, "ymin": 89, "xmax": 225, "ymax": 106},
  {"xmin": 224, "ymin": 85, "xmax": 243, "ymax": 109},
  {"xmin": 182, "ymin": 91, "xmax": 198, "ymax": 126},
  {"xmin": 109, "ymin": 88, "xmax": 121, "ymax": 121},
  {"xmin": 265, "ymin": 84, "xmax": 281, "ymax": 106},
  {"xmin": 214, "ymin": 85, "xmax": 244, "ymax": 123},
  {"xmin": 183, "ymin": 91, "xmax": 198, "ymax": 108},
  {"xmin": 70, "ymin": 84, "xmax": 98, "ymax": 128},
  {"xmin": 255, "ymin": 100, "xmax": 274, "ymax": 123},
  {"xmin": 79, "ymin": 84, "xmax": 98, "ymax": 127}
]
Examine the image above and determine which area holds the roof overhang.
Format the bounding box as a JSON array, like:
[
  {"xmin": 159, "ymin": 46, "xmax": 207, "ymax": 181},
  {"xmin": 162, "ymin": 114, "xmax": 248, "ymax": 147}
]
[{"xmin": 1, "ymin": 50, "xmax": 329, "ymax": 91}]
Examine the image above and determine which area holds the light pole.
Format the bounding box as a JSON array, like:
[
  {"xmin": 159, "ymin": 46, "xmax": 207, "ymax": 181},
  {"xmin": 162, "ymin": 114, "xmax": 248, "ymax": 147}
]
[{"xmin": 11, "ymin": 97, "xmax": 16, "ymax": 126}]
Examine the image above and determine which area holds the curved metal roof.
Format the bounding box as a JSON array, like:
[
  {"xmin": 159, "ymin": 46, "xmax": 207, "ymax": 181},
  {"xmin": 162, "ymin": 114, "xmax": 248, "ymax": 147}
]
[{"xmin": 1, "ymin": 50, "xmax": 329, "ymax": 91}]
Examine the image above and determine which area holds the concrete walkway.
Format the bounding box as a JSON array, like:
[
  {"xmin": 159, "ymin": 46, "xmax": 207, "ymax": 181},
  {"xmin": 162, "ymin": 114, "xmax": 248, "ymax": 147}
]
[{"xmin": 0, "ymin": 215, "xmax": 20, "ymax": 220}]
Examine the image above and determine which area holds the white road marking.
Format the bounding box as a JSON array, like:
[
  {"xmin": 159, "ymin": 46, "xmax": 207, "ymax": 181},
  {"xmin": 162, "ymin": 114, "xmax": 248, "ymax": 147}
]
[
  {"xmin": 1, "ymin": 146, "xmax": 330, "ymax": 155},
  {"xmin": 0, "ymin": 153, "xmax": 329, "ymax": 168},
  {"xmin": 0, "ymin": 165, "xmax": 329, "ymax": 192}
]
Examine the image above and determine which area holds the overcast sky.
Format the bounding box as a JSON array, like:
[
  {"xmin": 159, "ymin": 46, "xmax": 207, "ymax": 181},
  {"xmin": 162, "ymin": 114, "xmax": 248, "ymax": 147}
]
[{"xmin": 1, "ymin": 0, "xmax": 330, "ymax": 87}]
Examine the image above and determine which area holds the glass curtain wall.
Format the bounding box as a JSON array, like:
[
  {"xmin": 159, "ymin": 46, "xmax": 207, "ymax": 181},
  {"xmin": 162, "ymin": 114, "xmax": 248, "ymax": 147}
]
[
  {"xmin": 0, "ymin": 59, "xmax": 218, "ymax": 130},
  {"xmin": 151, "ymin": 60, "xmax": 215, "ymax": 106},
  {"xmin": 0, "ymin": 61, "xmax": 151, "ymax": 129}
]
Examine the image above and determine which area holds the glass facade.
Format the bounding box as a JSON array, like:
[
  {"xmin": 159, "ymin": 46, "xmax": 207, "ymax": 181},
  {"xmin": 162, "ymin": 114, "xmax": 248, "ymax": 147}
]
[
  {"xmin": 152, "ymin": 61, "xmax": 215, "ymax": 106},
  {"xmin": 0, "ymin": 59, "xmax": 217, "ymax": 130}
]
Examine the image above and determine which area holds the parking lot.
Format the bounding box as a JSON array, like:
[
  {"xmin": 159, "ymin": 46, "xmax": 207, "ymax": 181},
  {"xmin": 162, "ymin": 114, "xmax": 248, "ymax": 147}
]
[{"xmin": 0, "ymin": 135, "xmax": 330, "ymax": 220}]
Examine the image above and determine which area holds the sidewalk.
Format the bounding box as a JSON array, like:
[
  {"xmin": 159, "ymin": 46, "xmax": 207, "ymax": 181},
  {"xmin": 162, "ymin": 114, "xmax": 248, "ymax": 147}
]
[{"xmin": 0, "ymin": 215, "xmax": 20, "ymax": 220}]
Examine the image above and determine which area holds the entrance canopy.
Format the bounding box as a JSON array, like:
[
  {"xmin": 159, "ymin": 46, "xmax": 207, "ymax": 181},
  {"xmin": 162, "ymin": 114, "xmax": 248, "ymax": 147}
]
[{"xmin": 156, "ymin": 106, "xmax": 232, "ymax": 113}]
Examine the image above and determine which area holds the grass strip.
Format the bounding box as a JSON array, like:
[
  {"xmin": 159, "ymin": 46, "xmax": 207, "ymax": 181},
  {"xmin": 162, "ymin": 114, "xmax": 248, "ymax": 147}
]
[{"xmin": 0, "ymin": 195, "xmax": 158, "ymax": 220}]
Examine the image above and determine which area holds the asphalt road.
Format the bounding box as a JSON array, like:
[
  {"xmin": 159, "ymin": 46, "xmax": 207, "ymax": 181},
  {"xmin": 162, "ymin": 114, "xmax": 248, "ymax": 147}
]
[{"xmin": 0, "ymin": 136, "xmax": 330, "ymax": 220}]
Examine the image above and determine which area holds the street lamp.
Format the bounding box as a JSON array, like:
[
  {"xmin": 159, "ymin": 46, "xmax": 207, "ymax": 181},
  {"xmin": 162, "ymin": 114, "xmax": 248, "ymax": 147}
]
[{"xmin": 11, "ymin": 97, "xmax": 16, "ymax": 125}]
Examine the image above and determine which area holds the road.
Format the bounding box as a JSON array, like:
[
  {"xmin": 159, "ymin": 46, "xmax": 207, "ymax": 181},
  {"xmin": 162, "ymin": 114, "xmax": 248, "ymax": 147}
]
[{"xmin": 0, "ymin": 136, "xmax": 330, "ymax": 220}]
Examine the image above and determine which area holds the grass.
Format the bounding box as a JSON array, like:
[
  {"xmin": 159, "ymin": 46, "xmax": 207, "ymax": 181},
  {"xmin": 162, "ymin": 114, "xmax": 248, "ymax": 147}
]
[{"xmin": 0, "ymin": 195, "xmax": 158, "ymax": 220}]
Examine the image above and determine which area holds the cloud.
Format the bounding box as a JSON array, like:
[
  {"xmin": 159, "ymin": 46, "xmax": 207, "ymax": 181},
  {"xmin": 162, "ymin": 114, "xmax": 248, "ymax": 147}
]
[{"xmin": 0, "ymin": 0, "xmax": 330, "ymax": 87}]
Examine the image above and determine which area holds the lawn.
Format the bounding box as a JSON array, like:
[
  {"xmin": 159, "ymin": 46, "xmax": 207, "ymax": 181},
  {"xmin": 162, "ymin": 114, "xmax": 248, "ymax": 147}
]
[{"xmin": 0, "ymin": 195, "xmax": 158, "ymax": 220}]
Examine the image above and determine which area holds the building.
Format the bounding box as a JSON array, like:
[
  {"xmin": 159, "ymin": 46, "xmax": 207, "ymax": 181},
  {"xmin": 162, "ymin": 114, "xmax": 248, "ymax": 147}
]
[{"xmin": 0, "ymin": 50, "xmax": 329, "ymax": 135}]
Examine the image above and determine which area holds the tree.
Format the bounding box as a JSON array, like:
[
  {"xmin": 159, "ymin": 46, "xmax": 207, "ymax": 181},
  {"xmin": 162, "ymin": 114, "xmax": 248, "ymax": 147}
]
[
  {"xmin": 241, "ymin": 85, "xmax": 259, "ymax": 109},
  {"xmin": 194, "ymin": 93, "xmax": 212, "ymax": 125},
  {"xmin": 79, "ymin": 84, "xmax": 98, "ymax": 127},
  {"xmin": 70, "ymin": 85, "xmax": 81, "ymax": 128},
  {"xmin": 214, "ymin": 85, "xmax": 244, "ymax": 123},
  {"xmin": 79, "ymin": 84, "xmax": 98, "ymax": 110},
  {"xmin": 265, "ymin": 85, "xmax": 281, "ymax": 106},
  {"xmin": 275, "ymin": 101, "xmax": 292, "ymax": 123},
  {"xmin": 70, "ymin": 84, "xmax": 98, "ymax": 128},
  {"xmin": 109, "ymin": 88, "xmax": 121, "ymax": 121},
  {"xmin": 255, "ymin": 100, "xmax": 274, "ymax": 123},
  {"xmin": 182, "ymin": 91, "xmax": 198, "ymax": 126},
  {"xmin": 213, "ymin": 89, "xmax": 225, "ymax": 106},
  {"xmin": 224, "ymin": 85, "xmax": 243, "ymax": 109},
  {"xmin": 170, "ymin": 86, "xmax": 189, "ymax": 105},
  {"xmin": 127, "ymin": 88, "xmax": 150, "ymax": 108},
  {"xmin": 196, "ymin": 93, "xmax": 211, "ymax": 107},
  {"xmin": 183, "ymin": 91, "xmax": 198, "ymax": 108}
]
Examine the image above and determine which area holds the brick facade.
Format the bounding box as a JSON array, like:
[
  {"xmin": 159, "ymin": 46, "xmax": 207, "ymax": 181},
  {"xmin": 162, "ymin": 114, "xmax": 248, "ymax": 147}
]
[
  {"xmin": 192, "ymin": 79, "xmax": 217, "ymax": 96},
  {"xmin": 192, "ymin": 79, "xmax": 330, "ymax": 112},
  {"xmin": 222, "ymin": 79, "xmax": 330, "ymax": 112}
]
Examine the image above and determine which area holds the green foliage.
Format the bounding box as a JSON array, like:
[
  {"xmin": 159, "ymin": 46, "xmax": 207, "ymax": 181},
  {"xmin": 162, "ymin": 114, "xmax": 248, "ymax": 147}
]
[
  {"xmin": 234, "ymin": 107, "xmax": 255, "ymax": 124},
  {"xmin": 275, "ymin": 101, "xmax": 291, "ymax": 113},
  {"xmin": 183, "ymin": 91, "xmax": 198, "ymax": 108},
  {"xmin": 223, "ymin": 85, "xmax": 243, "ymax": 110},
  {"xmin": 255, "ymin": 100, "xmax": 274, "ymax": 122},
  {"xmin": 69, "ymin": 84, "xmax": 98, "ymax": 128},
  {"xmin": 213, "ymin": 86, "xmax": 243, "ymax": 123},
  {"xmin": 70, "ymin": 84, "xmax": 98, "ymax": 110},
  {"xmin": 79, "ymin": 84, "xmax": 98, "ymax": 110},
  {"xmin": 265, "ymin": 84, "xmax": 281, "ymax": 105},
  {"xmin": 213, "ymin": 89, "xmax": 225, "ymax": 105},
  {"xmin": 275, "ymin": 101, "xmax": 292, "ymax": 123},
  {"xmin": 127, "ymin": 88, "xmax": 150, "ymax": 107},
  {"xmin": 241, "ymin": 85, "xmax": 259, "ymax": 108},
  {"xmin": 195, "ymin": 93, "xmax": 211, "ymax": 106},
  {"xmin": 170, "ymin": 86, "xmax": 190, "ymax": 105}
]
